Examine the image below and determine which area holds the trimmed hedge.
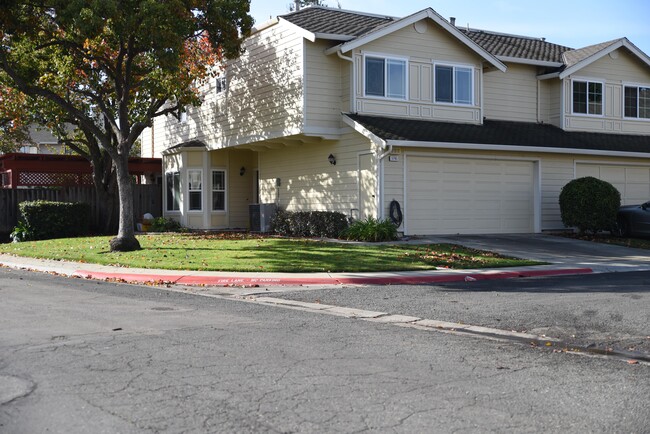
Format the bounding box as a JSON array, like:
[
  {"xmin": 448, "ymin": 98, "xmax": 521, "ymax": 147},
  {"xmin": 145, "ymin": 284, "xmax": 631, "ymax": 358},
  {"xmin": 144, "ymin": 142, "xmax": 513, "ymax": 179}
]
[
  {"xmin": 559, "ymin": 176, "xmax": 620, "ymax": 235},
  {"xmin": 340, "ymin": 217, "xmax": 398, "ymax": 242},
  {"xmin": 149, "ymin": 216, "xmax": 183, "ymax": 232},
  {"xmin": 12, "ymin": 200, "xmax": 91, "ymax": 241},
  {"xmin": 270, "ymin": 210, "xmax": 350, "ymax": 238}
]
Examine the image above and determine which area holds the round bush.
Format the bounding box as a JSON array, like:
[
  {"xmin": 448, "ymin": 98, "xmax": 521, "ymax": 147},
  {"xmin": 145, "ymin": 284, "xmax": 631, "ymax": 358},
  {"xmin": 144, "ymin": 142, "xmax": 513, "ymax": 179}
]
[{"xmin": 559, "ymin": 177, "xmax": 620, "ymax": 234}]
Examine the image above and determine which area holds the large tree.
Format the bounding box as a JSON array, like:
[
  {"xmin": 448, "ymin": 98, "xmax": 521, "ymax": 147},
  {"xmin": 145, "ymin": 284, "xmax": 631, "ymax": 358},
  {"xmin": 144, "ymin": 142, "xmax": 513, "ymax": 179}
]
[{"xmin": 0, "ymin": 0, "xmax": 253, "ymax": 251}]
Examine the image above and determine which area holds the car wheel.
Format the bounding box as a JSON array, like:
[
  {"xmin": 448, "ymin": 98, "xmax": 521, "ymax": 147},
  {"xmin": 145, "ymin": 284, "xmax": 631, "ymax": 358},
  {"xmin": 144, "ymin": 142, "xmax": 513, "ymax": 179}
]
[{"xmin": 615, "ymin": 217, "xmax": 631, "ymax": 237}]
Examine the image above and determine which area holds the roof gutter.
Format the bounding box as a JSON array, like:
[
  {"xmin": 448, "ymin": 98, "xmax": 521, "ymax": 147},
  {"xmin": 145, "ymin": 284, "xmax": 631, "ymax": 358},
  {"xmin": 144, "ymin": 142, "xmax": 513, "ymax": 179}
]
[
  {"xmin": 384, "ymin": 139, "xmax": 650, "ymax": 159},
  {"xmin": 497, "ymin": 56, "xmax": 564, "ymax": 68}
]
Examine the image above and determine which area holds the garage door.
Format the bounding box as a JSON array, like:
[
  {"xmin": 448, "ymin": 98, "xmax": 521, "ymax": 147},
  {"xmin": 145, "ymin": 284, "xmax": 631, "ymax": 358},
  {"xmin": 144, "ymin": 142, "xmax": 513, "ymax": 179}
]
[
  {"xmin": 406, "ymin": 156, "xmax": 535, "ymax": 235},
  {"xmin": 576, "ymin": 163, "xmax": 650, "ymax": 205}
]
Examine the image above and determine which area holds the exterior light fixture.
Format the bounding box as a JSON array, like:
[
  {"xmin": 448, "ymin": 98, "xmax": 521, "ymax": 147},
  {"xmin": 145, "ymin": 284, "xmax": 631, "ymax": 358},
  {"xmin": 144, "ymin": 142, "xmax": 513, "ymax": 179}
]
[
  {"xmin": 240, "ymin": 166, "xmax": 246, "ymax": 176},
  {"xmin": 328, "ymin": 154, "xmax": 336, "ymax": 165}
]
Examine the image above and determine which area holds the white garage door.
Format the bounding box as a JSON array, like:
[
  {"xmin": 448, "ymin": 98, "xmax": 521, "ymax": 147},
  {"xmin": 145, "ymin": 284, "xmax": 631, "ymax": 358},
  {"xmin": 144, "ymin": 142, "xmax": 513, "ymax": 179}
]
[
  {"xmin": 576, "ymin": 163, "xmax": 650, "ymax": 205},
  {"xmin": 406, "ymin": 156, "xmax": 535, "ymax": 235}
]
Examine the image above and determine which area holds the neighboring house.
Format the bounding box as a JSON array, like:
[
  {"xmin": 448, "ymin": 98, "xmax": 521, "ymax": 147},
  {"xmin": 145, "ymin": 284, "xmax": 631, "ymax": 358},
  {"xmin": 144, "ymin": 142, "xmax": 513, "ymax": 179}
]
[
  {"xmin": 141, "ymin": 6, "xmax": 650, "ymax": 235},
  {"xmin": 18, "ymin": 125, "xmax": 70, "ymax": 155}
]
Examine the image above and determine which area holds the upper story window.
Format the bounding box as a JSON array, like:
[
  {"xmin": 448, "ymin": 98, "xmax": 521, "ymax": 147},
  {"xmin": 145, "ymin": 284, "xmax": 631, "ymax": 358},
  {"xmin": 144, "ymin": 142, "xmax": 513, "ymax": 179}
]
[
  {"xmin": 216, "ymin": 74, "xmax": 227, "ymax": 94},
  {"xmin": 624, "ymin": 85, "xmax": 650, "ymax": 119},
  {"xmin": 572, "ymin": 80, "xmax": 603, "ymax": 115},
  {"xmin": 364, "ymin": 55, "xmax": 407, "ymax": 99},
  {"xmin": 435, "ymin": 64, "xmax": 473, "ymax": 105},
  {"xmin": 188, "ymin": 169, "xmax": 202, "ymax": 211}
]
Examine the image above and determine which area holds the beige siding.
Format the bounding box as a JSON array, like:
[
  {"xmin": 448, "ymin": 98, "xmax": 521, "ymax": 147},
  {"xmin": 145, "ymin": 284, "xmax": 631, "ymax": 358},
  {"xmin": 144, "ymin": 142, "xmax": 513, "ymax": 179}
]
[
  {"xmin": 226, "ymin": 150, "xmax": 257, "ymax": 228},
  {"xmin": 258, "ymin": 130, "xmax": 374, "ymax": 214},
  {"xmin": 483, "ymin": 63, "xmax": 538, "ymax": 122},
  {"xmin": 150, "ymin": 21, "xmax": 305, "ymax": 156},
  {"xmin": 305, "ymin": 39, "xmax": 343, "ymax": 131},
  {"xmin": 564, "ymin": 48, "xmax": 650, "ymax": 135},
  {"xmin": 353, "ymin": 19, "xmax": 483, "ymax": 123}
]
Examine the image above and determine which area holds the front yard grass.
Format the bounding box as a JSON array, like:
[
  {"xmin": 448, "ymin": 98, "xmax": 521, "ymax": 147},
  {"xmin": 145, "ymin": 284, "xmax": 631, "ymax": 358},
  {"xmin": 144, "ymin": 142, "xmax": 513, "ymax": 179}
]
[{"xmin": 0, "ymin": 233, "xmax": 542, "ymax": 273}]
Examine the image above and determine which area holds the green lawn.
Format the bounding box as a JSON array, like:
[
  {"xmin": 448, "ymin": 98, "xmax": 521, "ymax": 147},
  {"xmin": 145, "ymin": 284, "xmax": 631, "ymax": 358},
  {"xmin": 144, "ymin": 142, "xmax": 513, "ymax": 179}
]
[{"xmin": 0, "ymin": 233, "xmax": 542, "ymax": 273}]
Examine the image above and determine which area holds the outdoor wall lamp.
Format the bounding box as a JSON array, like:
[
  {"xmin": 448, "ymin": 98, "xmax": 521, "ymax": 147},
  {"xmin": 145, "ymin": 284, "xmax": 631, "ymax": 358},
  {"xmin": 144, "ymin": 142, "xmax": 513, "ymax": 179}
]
[
  {"xmin": 328, "ymin": 154, "xmax": 336, "ymax": 165},
  {"xmin": 239, "ymin": 166, "xmax": 246, "ymax": 176}
]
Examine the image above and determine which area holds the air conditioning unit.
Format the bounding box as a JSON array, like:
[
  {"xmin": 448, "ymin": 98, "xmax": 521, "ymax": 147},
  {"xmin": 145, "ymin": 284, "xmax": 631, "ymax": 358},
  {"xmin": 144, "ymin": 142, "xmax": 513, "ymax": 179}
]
[{"xmin": 249, "ymin": 203, "xmax": 277, "ymax": 232}]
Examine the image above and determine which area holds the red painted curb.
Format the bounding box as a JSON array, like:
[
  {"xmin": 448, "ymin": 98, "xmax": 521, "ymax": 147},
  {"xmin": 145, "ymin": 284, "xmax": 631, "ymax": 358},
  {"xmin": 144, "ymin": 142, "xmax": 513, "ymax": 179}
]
[{"xmin": 73, "ymin": 267, "xmax": 593, "ymax": 286}]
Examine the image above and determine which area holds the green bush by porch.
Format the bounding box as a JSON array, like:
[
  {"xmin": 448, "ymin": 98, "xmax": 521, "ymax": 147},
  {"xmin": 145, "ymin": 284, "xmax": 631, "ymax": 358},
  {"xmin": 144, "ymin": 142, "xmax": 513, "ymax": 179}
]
[{"xmin": 0, "ymin": 234, "xmax": 541, "ymax": 272}]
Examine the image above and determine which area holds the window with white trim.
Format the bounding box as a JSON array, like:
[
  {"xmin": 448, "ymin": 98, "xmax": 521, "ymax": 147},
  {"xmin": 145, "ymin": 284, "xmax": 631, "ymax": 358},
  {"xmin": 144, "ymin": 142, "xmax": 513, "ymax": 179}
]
[
  {"xmin": 216, "ymin": 74, "xmax": 227, "ymax": 94},
  {"xmin": 624, "ymin": 85, "xmax": 650, "ymax": 119},
  {"xmin": 212, "ymin": 170, "xmax": 226, "ymax": 211},
  {"xmin": 188, "ymin": 169, "xmax": 202, "ymax": 211},
  {"xmin": 166, "ymin": 171, "xmax": 180, "ymax": 211},
  {"xmin": 364, "ymin": 55, "xmax": 407, "ymax": 99},
  {"xmin": 572, "ymin": 80, "xmax": 603, "ymax": 115},
  {"xmin": 435, "ymin": 64, "xmax": 473, "ymax": 105}
]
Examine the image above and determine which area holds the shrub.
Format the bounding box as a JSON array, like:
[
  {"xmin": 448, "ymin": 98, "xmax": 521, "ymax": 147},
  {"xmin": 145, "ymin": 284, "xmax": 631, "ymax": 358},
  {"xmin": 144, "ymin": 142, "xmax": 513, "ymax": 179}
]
[
  {"xmin": 340, "ymin": 217, "xmax": 398, "ymax": 242},
  {"xmin": 149, "ymin": 216, "xmax": 183, "ymax": 232},
  {"xmin": 12, "ymin": 200, "xmax": 91, "ymax": 241},
  {"xmin": 270, "ymin": 210, "xmax": 349, "ymax": 238},
  {"xmin": 559, "ymin": 176, "xmax": 620, "ymax": 235}
]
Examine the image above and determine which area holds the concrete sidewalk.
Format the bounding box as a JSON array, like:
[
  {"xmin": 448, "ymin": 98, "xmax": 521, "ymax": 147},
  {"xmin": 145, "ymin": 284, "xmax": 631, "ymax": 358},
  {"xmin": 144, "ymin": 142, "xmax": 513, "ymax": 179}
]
[{"xmin": 1, "ymin": 234, "xmax": 648, "ymax": 287}]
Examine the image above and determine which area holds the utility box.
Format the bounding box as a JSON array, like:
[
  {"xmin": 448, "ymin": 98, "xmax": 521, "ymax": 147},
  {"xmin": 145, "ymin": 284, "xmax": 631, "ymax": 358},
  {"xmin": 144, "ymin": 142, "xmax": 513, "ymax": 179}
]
[{"xmin": 249, "ymin": 203, "xmax": 277, "ymax": 232}]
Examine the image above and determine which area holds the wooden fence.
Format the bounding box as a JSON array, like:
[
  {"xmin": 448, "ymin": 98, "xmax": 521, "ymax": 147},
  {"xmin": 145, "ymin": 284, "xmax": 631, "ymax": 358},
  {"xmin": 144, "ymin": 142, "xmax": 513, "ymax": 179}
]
[{"xmin": 0, "ymin": 184, "xmax": 162, "ymax": 234}]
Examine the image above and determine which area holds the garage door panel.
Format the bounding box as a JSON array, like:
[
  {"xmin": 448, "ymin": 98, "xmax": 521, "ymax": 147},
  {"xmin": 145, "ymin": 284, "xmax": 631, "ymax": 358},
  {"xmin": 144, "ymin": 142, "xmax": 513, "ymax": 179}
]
[
  {"xmin": 576, "ymin": 163, "xmax": 650, "ymax": 205},
  {"xmin": 406, "ymin": 156, "xmax": 534, "ymax": 235}
]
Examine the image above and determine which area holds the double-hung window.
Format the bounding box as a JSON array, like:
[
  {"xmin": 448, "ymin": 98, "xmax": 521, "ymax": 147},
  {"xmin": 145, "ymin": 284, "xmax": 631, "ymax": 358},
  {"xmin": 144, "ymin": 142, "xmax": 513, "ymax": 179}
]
[
  {"xmin": 572, "ymin": 80, "xmax": 603, "ymax": 115},
  {"xmin": 188, "ymin": 169, "xmax": 202, "ymax": 211},
  {"xmin": 166, "ymin": 171, "xmax": 180, "ymax": 211},
  {"xmin": 624, "ymin": 85, "xmax": 650, "ymax": 119},
  {"xmin": 435, "ymin": 64, "xmax": 473, "ymax": 105},
  {"xmin": 216, "ymin": 74, "xmax": 227, "ymax": 94},
  {"xmin": 364, "ymin": 55, "xmax": 407, "ymax": 99},
  {"xmin": 212, "ymin": 170, "xmax": 226, "ymax": 211}
]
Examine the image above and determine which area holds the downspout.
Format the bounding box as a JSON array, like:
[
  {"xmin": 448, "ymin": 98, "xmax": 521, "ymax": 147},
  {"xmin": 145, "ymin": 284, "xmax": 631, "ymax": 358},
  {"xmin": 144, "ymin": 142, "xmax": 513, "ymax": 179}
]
[{"xmin": 537, "ymin": 79, "xmax": 541, "ymax": 123}]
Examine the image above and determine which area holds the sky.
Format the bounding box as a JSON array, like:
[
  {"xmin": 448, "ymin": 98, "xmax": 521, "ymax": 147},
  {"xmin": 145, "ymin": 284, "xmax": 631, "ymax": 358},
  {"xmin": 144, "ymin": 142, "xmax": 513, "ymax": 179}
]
[{"xmin": 249, "ymin": 0, "xmax": 650, "ymax": 55}]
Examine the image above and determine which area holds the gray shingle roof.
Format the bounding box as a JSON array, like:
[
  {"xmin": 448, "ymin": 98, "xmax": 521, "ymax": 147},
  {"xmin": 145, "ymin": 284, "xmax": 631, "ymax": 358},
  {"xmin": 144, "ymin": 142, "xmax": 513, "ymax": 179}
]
[
  {"xmin": 562, "ymin": 38, "xmax": 623, "ymax": 67},
  {"xmin": 280, "ymin": 6, "xmax": 395, "ymax": 38},
  {"xmin": 346, "ymin": 114, "xmax": 650, "ymax": 154},
  {"xmin": 460, "ymin": 29, "xmax": 573, "ymax": 63}
]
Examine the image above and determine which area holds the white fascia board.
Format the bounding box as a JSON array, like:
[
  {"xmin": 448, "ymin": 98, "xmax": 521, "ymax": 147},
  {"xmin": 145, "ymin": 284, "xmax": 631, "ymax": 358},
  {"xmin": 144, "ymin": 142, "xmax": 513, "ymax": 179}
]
[
  {"xmin": 335, "ymin": 8, "xmax": 507, "ymax": 72},
  {"xmin": 314, "ymin": 33, "xmax": 355, "ymax": 42},
  {"xmin": 251, "ymin": 18, "xmax": 279, "ymax": 34},
  {"xmin": 559, "ymin": 39, "xmax": 650, "ymax": 79},
  {"xmin": 278, "ymin": 17, "xmax": 316, "ymax": 42},
  {"xmin": 497, "ymin": 56, "xmax": 563, "ymax": 68},
  {"xmin": 342, "ymin": 115, "xmax": 387, "ymax": 148},
  {"xmin": 537, "ymin": 71, "xmax": 561, "ymax": 80},
  {"xmin": 386, "ymin": 139, "xmax": 650, "ymax": 159},
  {"xmin": 324, "ymin": 43, "xmax": 344, "ymax": 56}
]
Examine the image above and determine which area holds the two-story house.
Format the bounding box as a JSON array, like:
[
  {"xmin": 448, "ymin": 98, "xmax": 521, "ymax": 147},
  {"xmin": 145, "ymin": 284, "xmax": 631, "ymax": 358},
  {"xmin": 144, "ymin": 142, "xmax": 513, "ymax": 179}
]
[{"xmin": 141, "ymin": 6, "xmax": 650, "ymax": 235}]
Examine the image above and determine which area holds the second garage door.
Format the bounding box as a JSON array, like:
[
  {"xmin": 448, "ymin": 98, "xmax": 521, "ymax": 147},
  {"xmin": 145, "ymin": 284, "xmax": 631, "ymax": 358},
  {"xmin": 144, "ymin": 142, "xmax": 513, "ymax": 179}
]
[
  {"xmin": 405, "ymin": 156, "xmax": 535, "ymax": 235},
  {"xmin": 576, "ymin": 163, "xmax": 650, "ymax": 205}
]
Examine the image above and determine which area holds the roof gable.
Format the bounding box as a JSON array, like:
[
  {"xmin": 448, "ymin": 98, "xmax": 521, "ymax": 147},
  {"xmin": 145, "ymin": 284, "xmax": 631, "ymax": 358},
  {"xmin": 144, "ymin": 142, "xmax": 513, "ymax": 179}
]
[
  {"xmin": 560, "ymin": 38, "xmax": 650, "ymax": 79},
  {"xmin": 323, "ymin": 8, "xmax": 506, "ymax": 72}
]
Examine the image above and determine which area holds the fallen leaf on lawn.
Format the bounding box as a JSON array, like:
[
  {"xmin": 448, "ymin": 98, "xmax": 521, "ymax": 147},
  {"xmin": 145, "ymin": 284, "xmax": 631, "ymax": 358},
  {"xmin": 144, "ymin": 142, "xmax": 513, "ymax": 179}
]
[{"xmin": 627, "ymin": 360, "xmax": 639, "ymax": 365}]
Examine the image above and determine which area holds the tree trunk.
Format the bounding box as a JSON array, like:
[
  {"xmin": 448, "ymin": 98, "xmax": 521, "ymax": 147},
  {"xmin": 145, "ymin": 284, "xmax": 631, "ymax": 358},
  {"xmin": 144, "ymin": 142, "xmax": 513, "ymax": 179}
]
[{"xmin": 109, "ymin": 154, "xmax": 141, "ymax": 252}]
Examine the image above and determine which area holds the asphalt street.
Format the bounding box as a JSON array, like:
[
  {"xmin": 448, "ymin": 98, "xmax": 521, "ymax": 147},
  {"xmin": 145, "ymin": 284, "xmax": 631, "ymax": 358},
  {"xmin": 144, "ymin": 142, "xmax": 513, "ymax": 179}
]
[{"xmin": 1, "ymin": 267, "xmax": 649, "ymax": 433}]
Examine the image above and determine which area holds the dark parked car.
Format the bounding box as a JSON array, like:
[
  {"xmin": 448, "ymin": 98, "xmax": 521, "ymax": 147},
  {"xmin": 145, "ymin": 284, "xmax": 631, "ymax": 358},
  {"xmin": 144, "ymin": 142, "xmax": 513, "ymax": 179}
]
[{"xmin": 616, "ymin": 201, "xmax": 650, "ymax": 237}]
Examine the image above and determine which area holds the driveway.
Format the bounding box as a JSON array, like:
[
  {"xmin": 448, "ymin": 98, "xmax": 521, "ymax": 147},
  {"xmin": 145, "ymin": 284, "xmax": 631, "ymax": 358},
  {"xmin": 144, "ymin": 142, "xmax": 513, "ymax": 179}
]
[{"xmin": 416, "ymin": 233, "xmax": 650, "ymax": 273}]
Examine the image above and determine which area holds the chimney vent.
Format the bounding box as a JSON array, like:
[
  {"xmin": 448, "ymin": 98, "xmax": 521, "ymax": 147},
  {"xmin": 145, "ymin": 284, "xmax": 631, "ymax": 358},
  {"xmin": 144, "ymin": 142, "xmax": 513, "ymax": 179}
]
[
  {"xmin": 294, "ymin": 0, "xmax": 301, "ymax": 11},
  {"xmin": 450, "ymin": 17, "xmax": 456, "ymax": 26}
]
